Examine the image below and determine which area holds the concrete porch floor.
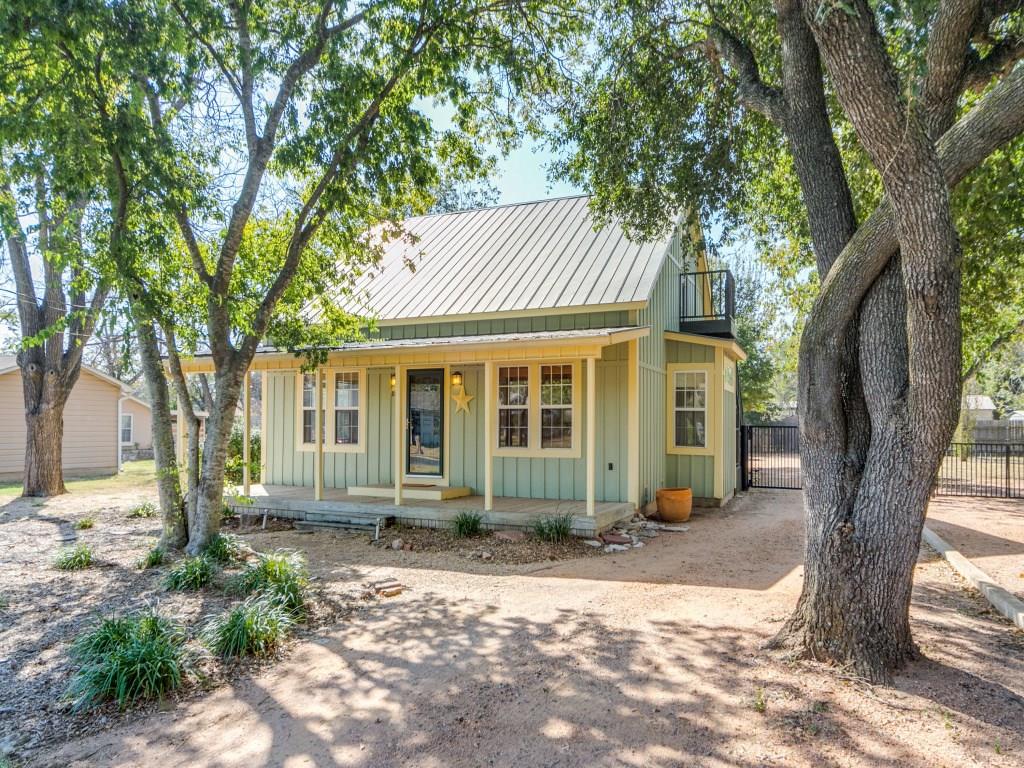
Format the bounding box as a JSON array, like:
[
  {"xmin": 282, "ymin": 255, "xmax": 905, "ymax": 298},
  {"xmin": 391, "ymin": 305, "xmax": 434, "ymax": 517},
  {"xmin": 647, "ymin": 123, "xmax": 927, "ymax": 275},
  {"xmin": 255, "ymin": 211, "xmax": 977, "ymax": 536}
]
[{"xmin": 227, "ymin": 484, "xmax": 636, "ymax": 536}]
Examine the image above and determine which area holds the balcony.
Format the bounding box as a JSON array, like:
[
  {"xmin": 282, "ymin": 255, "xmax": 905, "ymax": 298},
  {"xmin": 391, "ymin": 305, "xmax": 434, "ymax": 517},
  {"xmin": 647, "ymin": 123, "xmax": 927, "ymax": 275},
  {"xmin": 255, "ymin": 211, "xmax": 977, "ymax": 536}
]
[{"xmin": 679, "ymin": 270, "xmax": 736, "ymax": 338}]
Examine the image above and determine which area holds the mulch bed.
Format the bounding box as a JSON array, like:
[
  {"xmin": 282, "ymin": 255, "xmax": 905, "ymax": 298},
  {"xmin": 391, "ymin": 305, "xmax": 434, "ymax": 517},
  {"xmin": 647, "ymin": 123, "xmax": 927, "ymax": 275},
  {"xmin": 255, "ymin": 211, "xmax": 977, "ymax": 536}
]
[{"xmin": 371, "ymin": 525, "xmax": 604, "ymax": 565}]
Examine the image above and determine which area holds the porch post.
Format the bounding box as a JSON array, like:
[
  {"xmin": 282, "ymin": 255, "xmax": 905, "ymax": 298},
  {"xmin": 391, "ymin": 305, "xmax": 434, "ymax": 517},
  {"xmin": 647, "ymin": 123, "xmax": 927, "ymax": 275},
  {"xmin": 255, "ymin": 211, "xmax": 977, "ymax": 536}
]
[
  {"xmin": 242, "ymin": 368, "xmax": 251, "ymax": 496},
  {"xmin": 586, "ymin": 356, "xmax": 596, "ymax": 517},
  {"xmin": 314, "ymin": 368, "xmax": 323, "ymax": 502},
  {"xmin": 484, "ymin": 361, "xmax": 494, "ymax": 511},
  {"xmin": 394, "ymin": 364, "xmax": 403, "ymax": 506}
]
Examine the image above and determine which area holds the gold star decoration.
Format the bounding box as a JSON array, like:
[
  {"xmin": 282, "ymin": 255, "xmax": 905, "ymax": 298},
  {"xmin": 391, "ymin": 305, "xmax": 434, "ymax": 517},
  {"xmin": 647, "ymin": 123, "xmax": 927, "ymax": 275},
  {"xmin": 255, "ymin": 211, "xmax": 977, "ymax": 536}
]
[{"xmin": 452, "ymin": 385, "xmax": 474, "ymax": 415}]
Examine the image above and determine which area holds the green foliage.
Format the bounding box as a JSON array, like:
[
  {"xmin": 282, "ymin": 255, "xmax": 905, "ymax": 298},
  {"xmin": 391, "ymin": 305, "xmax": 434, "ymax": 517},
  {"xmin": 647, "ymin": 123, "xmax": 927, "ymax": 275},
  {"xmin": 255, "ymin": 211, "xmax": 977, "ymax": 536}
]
[
  {"xmin": 55, "ymin": 544, "xmax": 93, "ymax": 571},
  {"xmin": 452, "ymin": 511, "xmax": 484, "ymax": 538},
  {"xmin": 229, "ymin": 551, "xmax": 309, "ymax": 618},
  {"xmin": 74, "ymin": 517, "xmax": 95, "ymax": 530},
  {"xmin": 225, "ymin": 430, "xmax": 261, "ymax": 486},
  {"xmin": 163, "ymin": 556, "xmax": 215, "ymax": 591},
  {"xmin": 202, "ymin": 533, "xmax": 244, "ymax": 566},
  {"xmin": 68, "ymin": 610, "xmax": 186, "ymax": 710},
  {"xmin": 203, "ymin": 596, "xmax": 295, "ymax": 659},
  {"xmin": 752, "ymin": 687, "xmax": 767, "ymax": 713},
  {"xmin": 127, "ymin": 501, "xmax": 157, "ymax": 519},
  {"xmin": 137, "ymin": 545, "xmax": 166, "ymax": 570},
  {"xmin": 532, "ymin": 513, "xmax": 574, "ymax": 543}
]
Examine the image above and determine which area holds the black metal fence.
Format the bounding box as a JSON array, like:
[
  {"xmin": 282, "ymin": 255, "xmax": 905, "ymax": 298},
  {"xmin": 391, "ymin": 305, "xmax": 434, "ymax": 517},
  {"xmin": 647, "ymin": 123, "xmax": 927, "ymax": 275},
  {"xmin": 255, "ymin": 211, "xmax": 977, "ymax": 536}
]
[
  {"xmin": 933, "ymin": 442, "xmax": 1024, "ymax": 498},
  {"xmin": 740, "ymin": 427, "xmax": 1024, "ymax": 499},
  {"xmin": 741, "ymin": 425, "xmax": 801, "ymax": 490}
]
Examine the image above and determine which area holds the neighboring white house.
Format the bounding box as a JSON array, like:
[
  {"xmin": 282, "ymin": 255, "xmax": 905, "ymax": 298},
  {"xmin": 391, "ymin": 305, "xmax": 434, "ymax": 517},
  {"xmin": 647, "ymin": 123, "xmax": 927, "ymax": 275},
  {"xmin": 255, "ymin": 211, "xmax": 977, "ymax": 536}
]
[
  {"xmin": 1007, "ymin": 410, "xmax": 1024, "ymax": 422},
  {"xmin": 965, "ymin": 394, "xmax": 996, "ymax": 421},
  {"xmin": 0, "ymin": 355, "xmax": 152, "ymax": 480}
]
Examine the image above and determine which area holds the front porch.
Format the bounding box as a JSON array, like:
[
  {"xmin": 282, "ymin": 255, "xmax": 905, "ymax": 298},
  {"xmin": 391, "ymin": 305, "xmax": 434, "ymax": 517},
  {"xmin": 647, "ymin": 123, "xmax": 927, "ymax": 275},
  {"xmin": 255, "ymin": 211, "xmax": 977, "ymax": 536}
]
[{"xmin": 228, "ymin": 483, "xmax": 636, "ymax": 537}]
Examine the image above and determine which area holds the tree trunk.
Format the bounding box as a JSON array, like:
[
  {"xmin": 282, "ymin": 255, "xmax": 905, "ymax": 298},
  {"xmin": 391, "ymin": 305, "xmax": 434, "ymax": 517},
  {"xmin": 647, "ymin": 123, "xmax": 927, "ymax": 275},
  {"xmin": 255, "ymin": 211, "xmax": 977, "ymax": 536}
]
[
  {"xmin": 135, "ymin": 315, "xmax": 188, "ymax": 548},
  {"xmin": 22, "ymin": 402, "xmax": 67, "ymax": 496},
  {"xmin": 186, "ymin": 365, "xmax": 246, "ymax": 554}
]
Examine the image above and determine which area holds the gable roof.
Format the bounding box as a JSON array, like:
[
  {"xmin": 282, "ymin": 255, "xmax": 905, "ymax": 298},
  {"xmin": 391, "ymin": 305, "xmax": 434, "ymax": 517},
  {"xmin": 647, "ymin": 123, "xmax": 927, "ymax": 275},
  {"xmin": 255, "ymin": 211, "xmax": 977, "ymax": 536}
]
[
  {"xmin": 339, "ymin": 195, "xmax": 677, "ymax": 324},
  {"xmin": 0, "ymin": 355, "xmax": 132, "ymax": 395}
]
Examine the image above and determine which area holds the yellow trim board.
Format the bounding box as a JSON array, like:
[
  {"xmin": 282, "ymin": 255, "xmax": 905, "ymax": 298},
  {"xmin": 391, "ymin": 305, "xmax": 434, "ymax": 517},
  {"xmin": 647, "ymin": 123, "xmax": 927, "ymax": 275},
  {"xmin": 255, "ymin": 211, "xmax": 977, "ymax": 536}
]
[
  {"xmin": 348, "ymin": 484, "xmax": 471, "ymax": 501},
  {"xmin": 663, "ymin": 330, "xmax": 747, "ymax": 362}
]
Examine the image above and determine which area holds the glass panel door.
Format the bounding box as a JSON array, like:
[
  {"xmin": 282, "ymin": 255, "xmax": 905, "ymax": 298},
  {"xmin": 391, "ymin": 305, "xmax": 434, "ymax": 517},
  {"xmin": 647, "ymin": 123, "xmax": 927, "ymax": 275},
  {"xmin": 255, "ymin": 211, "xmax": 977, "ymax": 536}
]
[{"xmin": 407, "ymin": 369, "xmax": 444, "ymax": 477}]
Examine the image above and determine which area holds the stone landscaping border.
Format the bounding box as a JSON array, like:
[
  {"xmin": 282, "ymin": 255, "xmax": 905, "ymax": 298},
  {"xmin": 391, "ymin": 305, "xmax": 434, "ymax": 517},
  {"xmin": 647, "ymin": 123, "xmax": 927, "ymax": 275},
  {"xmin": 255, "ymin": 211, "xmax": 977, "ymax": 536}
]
[{"xmin": 922, "ymin": 526, "xmax": 1024, "ymax": 630}]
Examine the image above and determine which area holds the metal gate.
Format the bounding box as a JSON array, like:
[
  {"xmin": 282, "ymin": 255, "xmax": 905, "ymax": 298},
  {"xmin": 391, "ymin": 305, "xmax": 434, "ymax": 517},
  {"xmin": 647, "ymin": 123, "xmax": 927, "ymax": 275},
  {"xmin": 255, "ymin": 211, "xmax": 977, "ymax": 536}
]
[
  {"xmin": 934, "ymin": 442, "xmax": 1024, "ymax": 498},
  {"xmin": 741, "ymin": 425, "xmax": 802, "ymax": 490}
]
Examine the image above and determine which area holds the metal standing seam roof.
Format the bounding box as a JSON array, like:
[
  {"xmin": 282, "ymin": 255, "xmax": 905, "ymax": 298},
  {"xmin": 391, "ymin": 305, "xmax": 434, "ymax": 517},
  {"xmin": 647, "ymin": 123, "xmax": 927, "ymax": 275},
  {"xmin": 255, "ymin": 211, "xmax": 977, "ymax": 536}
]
[{"xmin": 335, "ymin": 195, "xmax": 676, "ymax": 322}]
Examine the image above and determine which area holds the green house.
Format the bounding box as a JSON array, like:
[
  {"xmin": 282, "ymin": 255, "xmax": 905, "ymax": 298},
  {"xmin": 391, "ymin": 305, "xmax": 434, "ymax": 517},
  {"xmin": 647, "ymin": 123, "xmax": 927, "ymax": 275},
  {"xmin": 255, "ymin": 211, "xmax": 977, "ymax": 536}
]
[{"xmin": 181, "ymin": 195, "xmax": 745, "ymax": 534}]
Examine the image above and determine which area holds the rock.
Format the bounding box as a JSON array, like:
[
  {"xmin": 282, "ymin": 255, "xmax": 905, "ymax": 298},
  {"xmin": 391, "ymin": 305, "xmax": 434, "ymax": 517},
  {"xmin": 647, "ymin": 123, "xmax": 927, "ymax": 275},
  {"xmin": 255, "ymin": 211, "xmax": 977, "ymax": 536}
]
[
  {"xmin": 391, "ymin": 538, "xmax": 404, "ymax": 550},
  {"xmin": 480, "ymin": 551, "xmax": 493, "ymax": 561},
  {"xmin": 403, "ymin": 543, "xmax": 413, "ymax": 551},
  {"xmin": 494, "ymin": 530, "xmax": 526, "ymax": 542},
  {"xmin": 638, "ymin": 529, "xmax": 659, "ymax": 538},
  {"xmin": 583, "ymin": 539, "xmax": 603, "ymax": 548},
  {"xmin": 600, "ymin": 532, "xmax": 631, "ymax": 545},
  {"xmin": 603, "ymin": 544, "xmax": 630, "ymax": 553},
  {"xmin": 632, "ymin": 541, "xmax": 645, "ymax": 549}
]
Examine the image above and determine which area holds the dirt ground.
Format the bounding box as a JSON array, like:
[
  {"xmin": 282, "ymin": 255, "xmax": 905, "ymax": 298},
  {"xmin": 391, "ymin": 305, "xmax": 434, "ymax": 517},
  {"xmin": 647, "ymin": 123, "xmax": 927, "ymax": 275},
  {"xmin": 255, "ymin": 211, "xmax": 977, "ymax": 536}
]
[
  {"xmin": 3, "ymin": 481, "xmax": 1023, "ymax": 768},
  {"xmin": 927, "ymin": 496, "xmax": 1024, "ymax": 600}
]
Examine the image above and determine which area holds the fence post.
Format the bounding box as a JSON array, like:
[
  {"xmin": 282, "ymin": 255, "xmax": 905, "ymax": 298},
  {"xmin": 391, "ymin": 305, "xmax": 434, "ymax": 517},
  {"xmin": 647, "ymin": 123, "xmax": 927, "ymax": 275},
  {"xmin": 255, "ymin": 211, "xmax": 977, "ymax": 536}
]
[{"xmin": 1007, "ymin": 443, "xmax": 1011, "ymax": 499}]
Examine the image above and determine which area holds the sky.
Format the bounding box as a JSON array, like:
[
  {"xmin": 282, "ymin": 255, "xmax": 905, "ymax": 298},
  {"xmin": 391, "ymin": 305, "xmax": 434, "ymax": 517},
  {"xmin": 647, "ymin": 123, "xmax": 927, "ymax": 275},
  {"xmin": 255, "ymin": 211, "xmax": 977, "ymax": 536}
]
[{"xmin": 491, "ymin": 139, "xmax": 582, "ymax": 204}]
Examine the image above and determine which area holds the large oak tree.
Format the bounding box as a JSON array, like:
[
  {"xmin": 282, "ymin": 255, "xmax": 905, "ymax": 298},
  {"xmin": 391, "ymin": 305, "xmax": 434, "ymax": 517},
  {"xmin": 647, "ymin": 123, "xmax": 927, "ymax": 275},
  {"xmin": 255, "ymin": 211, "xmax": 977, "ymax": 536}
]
[{"xmin": 551, "ymin": 0, "xmax": 1024, "ymax": 681}]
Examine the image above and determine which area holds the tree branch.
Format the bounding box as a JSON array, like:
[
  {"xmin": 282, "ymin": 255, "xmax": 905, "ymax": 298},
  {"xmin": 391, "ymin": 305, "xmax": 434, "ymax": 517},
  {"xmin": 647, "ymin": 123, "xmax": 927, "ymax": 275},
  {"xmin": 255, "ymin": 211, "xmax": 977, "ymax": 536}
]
[{"xmin": 706, "ymin": 23, "xmax": 786, "ymax": 124}]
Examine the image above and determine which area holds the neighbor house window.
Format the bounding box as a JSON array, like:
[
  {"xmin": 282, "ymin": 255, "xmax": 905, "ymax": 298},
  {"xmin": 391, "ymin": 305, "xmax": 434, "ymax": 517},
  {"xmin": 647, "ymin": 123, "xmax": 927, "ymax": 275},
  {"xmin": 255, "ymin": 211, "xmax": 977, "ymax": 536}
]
[
  {"xmin": 334, "ymin": 371, "xmax": 360, "ymax": 445},
  {"xmin": 498, "ymin": 366, "xmax": 529, "ymax": 448},
  {"xmin": 540, "ymin": 364, "xmax": 573, "ymax": 448},
  {"xmin": 673, "ymin": 370, "xmax": 707, "ymax": 448},
  {"xmin": 120, "ymin": 413, "xmax": 134, "ymax": 444}
]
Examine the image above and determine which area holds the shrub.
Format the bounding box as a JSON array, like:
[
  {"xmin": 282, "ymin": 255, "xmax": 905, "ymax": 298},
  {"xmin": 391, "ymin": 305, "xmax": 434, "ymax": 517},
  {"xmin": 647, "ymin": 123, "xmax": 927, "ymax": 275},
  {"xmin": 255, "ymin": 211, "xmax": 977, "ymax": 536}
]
[
  {"xmin": 202, "ymin": 533, "xmax": 244, "ymax": 566},
  {"xmin": 68, "ymin": 610, "xmax": 186, "ymax": 710},
  {"xmin": 163, "ymin": 555, "xmax": 215, "ymax": 591},
  {"xmin": 127, "ymin": 501, "xmax": 157, "ymax": 518},
  {"xmin": 230, "ymin": 551, "xmax": 309, "ymax": 618},
  {"xmin": 138, "ymin": 545, "xmax": 166, "ymax": 570},
  {"xmin": 225, "ymin": 429, "xmax": 261, "ymax": 485},
  {"xmin": 74, "ymin": 517, "xmax": 95, "ymax": 530},
  {"xmin": 204, "ymin": 596, "xmax": 294, "ymax": 658},
  {"xmin": 55, "ymin": 543, "xmax": 94, "ymax": 570},
  {"xmin": 532, "ymin": 513, "xmax": 574, "ymax": 543},
  {"xmin": 452, "ymin": 511, "xmax": 483, "ymax": 538}
]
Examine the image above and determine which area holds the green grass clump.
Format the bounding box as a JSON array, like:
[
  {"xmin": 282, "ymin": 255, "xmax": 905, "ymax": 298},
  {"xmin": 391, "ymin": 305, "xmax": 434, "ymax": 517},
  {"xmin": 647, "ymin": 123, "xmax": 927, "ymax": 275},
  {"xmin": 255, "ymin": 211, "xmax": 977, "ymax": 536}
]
[
  {"xmin": 202, "ymin": 533, "xmax": 244, "ymax": 565},
  {"xmin": 452, "ymin": 510, "xmax": 484, "ymax": 538},
  {"xmin": 531, "ymin": 512, "xmax": 574, "ymax": 543},
  {"xmin": 127, "ymin": 501, "xmax": 157, "ymax": 518},
  {"xmin": 74, "ymin": 516, "xmax": 95, "ymax": 530},
  {"xmin": 204, "ymin": 596, "xmax": 294, "ymax": 658},
  {"xmin": 55, "ymin": 543, "xmax": 94, "ymax": 570},
  {"xmin": 138, "ymin": 545, "xmax": 166, "ymax": 570},
  {"xmin": 163, "ymin": 555, "xmax": 215, "ymax": 591},
  {"xmin": 230, "ymin": 551, "xmax": 309, "ymax": 618},
  {"xmin": 68, "ymin": 610, "xmax": 186, "ymax": 710}
]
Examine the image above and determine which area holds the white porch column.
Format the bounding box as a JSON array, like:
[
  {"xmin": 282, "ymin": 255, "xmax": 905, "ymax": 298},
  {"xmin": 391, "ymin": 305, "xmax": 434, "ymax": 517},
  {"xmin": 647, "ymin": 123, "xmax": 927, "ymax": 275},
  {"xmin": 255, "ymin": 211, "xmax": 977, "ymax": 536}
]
[
  {"xmin": 586, "ymin": 356, "xmax": 597, "ymax": 517},
  {"xmin": 314, "ymin": 368, "xmax": 323, "ymax": 502},
  {"xmin": 242, "ymin": 369, "xmax": 251, "ymax": 496},
  {"xmin": 394, "ymin": 364, "xmax": 404, "ymax": 506},
  {"xmin": 484, "ymin": 361, "xmax": 494, "ymax": 511}
]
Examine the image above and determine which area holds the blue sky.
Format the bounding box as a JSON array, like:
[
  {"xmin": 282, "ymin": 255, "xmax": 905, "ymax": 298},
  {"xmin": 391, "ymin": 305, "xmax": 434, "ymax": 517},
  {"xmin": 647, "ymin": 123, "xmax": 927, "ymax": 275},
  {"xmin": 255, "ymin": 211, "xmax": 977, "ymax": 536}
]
[{"xmin": 491, "ymin": 139, "xmax": 582, "ymax": 204}]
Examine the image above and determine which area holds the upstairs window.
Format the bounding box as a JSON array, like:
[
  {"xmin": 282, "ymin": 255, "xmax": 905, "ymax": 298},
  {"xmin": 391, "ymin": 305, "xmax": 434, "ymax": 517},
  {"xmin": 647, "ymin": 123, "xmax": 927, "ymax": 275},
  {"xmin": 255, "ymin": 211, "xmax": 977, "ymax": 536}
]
[{"xmin": 498, "ymin": 366, "xmax": 530, "ymax": 448}]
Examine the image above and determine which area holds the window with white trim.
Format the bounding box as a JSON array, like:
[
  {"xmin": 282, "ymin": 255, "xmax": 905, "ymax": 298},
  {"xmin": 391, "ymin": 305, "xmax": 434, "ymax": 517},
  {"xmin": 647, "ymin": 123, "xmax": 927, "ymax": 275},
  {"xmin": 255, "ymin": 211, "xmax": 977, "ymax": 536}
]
[
  {"xmin": 498, "ymin": 366, "xmax": 529, "ymax": 448},
  {"xmin": 333, "ymin": 371, "xmax": 360, "ymax": 445},
  {"xmin": 120, "ymin": 413, "xmax": 134, "ymax": 444},
  {"xmin": 300, "ymin": 373, "xmax": 321, "ymax": 445},
  {"xmin": 540, "ymin": 364, "xmax": 573, "ymax": 448},
  {"xmin": 673, "ymin": 370, "xmax": 707, "ymax": 448}
]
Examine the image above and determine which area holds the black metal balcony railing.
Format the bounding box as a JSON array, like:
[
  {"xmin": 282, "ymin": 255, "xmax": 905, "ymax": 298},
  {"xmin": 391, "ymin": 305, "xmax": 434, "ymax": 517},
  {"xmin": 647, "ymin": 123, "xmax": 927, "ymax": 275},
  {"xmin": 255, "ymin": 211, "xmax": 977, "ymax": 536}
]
[{"xmin": 679, "ymin": 270, "xmax": 736, "ymax": 338}]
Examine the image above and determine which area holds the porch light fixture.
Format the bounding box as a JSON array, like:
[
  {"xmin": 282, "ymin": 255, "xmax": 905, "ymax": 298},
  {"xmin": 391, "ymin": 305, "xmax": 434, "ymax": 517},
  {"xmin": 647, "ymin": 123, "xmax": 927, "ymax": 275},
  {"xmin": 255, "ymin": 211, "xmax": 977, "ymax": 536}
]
[
  {"xmin": 451, "ymin": 370, "xmax": 464, "ymax": 388},
  {"xmin": 389, "ymin": 373, "xmax": 396, "ymax": 393}
]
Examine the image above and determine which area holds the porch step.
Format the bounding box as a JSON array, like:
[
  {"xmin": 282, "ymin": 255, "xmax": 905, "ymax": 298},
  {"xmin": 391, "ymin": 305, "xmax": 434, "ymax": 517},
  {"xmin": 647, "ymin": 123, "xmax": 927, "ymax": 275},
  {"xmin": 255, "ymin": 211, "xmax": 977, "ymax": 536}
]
[
  {"xmin": 296, "ymin": 511, "xmax": 394, "ymax": 537},
  {"xmin": 347, "ymin": 484, "xmax": 472, "ymax": 501}
]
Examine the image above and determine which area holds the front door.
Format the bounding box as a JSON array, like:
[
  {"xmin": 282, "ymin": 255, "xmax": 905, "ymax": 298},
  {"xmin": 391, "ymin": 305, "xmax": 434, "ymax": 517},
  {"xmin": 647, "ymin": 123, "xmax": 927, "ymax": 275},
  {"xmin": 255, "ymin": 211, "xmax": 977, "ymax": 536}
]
[{"xmin": 407, "ymin": 368, "xmax": 444, "ymax": 477}]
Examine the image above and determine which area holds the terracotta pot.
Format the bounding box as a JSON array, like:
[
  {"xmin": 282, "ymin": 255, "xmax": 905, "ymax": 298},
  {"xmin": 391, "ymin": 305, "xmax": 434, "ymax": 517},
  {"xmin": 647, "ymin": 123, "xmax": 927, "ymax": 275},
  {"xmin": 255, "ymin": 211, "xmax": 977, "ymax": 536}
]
[{"xmin": 655, "ymin": 487, "xmax": 693, "ymax": 523}]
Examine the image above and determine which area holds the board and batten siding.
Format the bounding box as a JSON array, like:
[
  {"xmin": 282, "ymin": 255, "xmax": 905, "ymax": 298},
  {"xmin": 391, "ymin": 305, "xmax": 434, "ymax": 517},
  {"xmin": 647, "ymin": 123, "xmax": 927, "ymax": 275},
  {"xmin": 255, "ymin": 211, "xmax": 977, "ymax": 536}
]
[
  {"xmin": 262, "ymin": 344, "xmax": 629, "ymax": 503},
  {"xmin": 663, "ymin": 340, "xmax": 716, "ymax": 499},
  {"xmin": 377, "ymin": 311, "xmax": 632, "ymax": 341},
  {"xmin": 0, "ymin": 368, "xmax": 119, "ymax": 479}
]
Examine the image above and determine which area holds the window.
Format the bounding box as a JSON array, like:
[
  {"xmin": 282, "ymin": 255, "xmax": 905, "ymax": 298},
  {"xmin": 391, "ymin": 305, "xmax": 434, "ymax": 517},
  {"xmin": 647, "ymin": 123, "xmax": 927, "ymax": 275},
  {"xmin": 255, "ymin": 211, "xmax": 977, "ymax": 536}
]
[
  {"xmin": 120, "ymin": 413, "xmax": 134, "ymax": 444},
  {"xmin": 673, "ymin": 370, "xmax": 707, "ymax": 448},
  {"xmin": 498, "ymin": 366, "xmax": 529, "ymax": 448},
  {"xmin": 334, "ymin": 371, "xmax": 359, "ymax": 445},
  {"xmin": 300, "ymin": 374, "xmax": 319, "ymax": 444},
  {"xmin": 540, "ymin": 364, "xmax": 573, "ymax": 448}
]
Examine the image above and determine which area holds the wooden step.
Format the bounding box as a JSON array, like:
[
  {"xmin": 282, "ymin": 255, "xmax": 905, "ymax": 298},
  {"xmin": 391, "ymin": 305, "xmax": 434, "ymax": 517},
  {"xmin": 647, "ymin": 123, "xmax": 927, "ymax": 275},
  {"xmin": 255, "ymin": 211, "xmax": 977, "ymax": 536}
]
[{"xmin": 295, "ymin": 512, "xmax": 394, "ymax": 538}]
